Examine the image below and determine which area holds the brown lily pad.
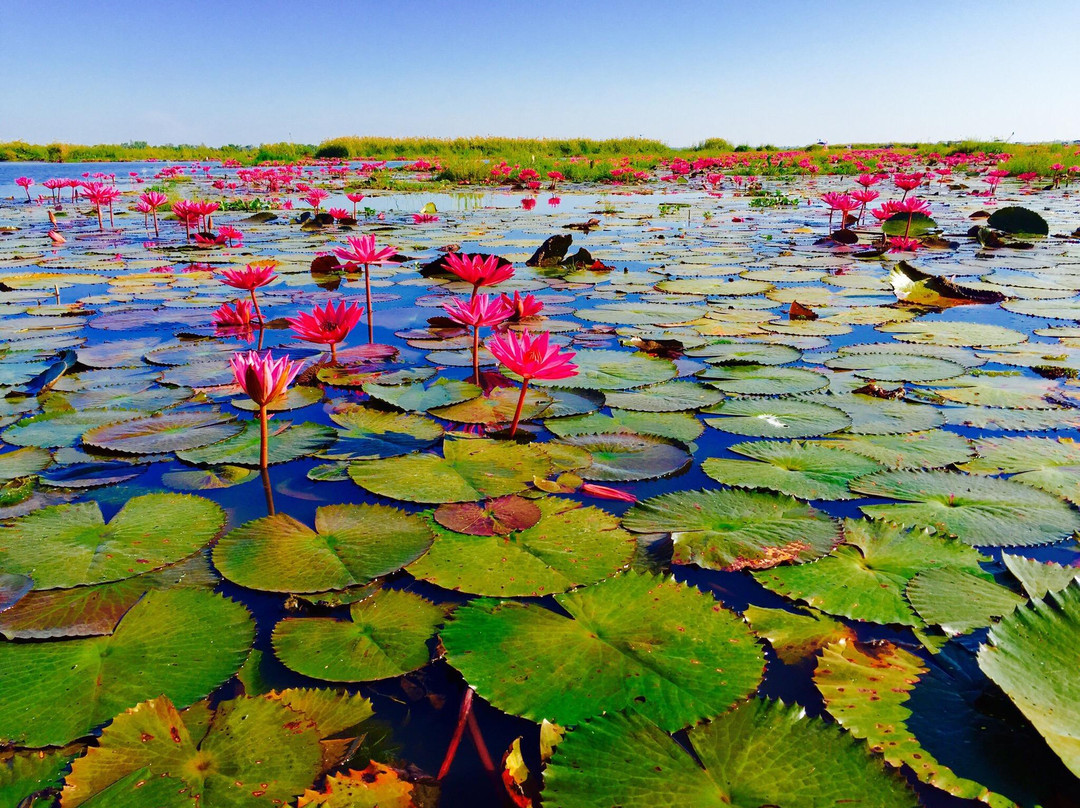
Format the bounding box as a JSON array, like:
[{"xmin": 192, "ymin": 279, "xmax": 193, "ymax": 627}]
[{"xmin": 434, "ymin": 495, "xmax": 542, "ymax": 536}]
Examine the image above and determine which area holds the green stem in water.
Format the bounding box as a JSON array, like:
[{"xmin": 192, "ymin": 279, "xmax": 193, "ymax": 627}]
[{"xmin": 508, "ymin": 378, "xmax": 530, "ymax": 436}]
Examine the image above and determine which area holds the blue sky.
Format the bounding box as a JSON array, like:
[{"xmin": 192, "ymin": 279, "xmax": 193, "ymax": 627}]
[{"xmin": 2, "ymin": 0, "xmax": 1076, "ymax": 147}]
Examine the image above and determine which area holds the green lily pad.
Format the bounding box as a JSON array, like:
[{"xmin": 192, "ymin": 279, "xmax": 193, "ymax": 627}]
[
  {"xmin": 348, "ymin": 438, "xmax": 550, "ymax": 503},
  {"xmin": 2, "ymin": 410, "xmax": 142, "ymax": 449},
  {"xmin": 800, "ymin": 392, "xmax": 944, "ymax": 435},
  {"xmin": 704, "ymin": 398, "xmax": 851, "ymax": 438},
  {"xmin": 429, "ymin": 386, "xmax": 554, "ymax": 425},
  {"xmin": 542, "ymin": 699, "xmax": 917, "ymax": 808},
  {"xmin": 703, "ymin": 440, "xmax": 883, "ymax": 500},
  {"xmin": 960, "ymin": 436, "xmax": 1080, "ymax": 505},
  {"xmin": 601, "ymin": 380, "xmax": 724, "ymax": 412},
  {"xmin": 0, "ymin": 746, "xmax": 78, "ymax": 807},
  {"xmin": 906, "ymin": 567, "xmax": 1025, "ymax": 635},
  {"xmin": 0, "ymin": 447, "xmax": 51, "ymax": 481},
  {"xmin": 363, "ymin": 377, "xmax": 481, "ymax": 412},
  {"xmin": 575, "ymin": 301, "xmax": 708, "ymax": 325},
  {"xmin": 689, "ymin": 341, "xmax": 801, "ymax": 365},
  {"xmin": 551, "ymin": 433, "xmax": 691, "ymax": 481},
  {"xmin": 623, "ymin": 488, "xmax": 838, "ymax": 571},
  {"xmin": 0, "ymin": 493, "xmax": 224, "ymax": 589},
  {"xmin": 824, "ymin": 352, "xmax": 966, "ymax": 382},
  {"xmin": 812, "ymin": 429, "xmax": 974, "ymax": 469},
  {"xmin": 978, "ymin": 582, "xmax": 1080, "ymax": 777},
  {"xmin": 176, "ymin": 420, "xmax": 335, "ymax": 467},
  {"xmin": 853, "ymin": 470, "xmax": 1080, "ymax": 546},
  {"xmin": 528, "ymin": 349, "xmax": 677, "ymax": 390},
  {"xmin": 61, "ymin": 695, "xmax": 322, "ymax": 808},
  {"xmin": 879, "ymin": 321, "xmax": 1027, "ymax": 348},
  {"xmin": 987, "ymin": 206, "xmax": 1049, "ymax": 236},
  {"xmin": 546, "ymin": 408, "xmax": 703, "ymax": 443},
  {"xmin": 82, "ymin": 411, "xmax": 242, "ymax": 454},
  {"xmin": 441, "ymin": 572, "xmax": 764, "ymax": 730},
  {"xmin": 213, "ymin": 504, "xmax": 433, "ymax": 593},
  {"xmin": 755, "ymin": 519, "xmax": 987, "ymax": 627},
  {"xmin": 272, "ymin": 589, "xmax": 443, "ymax": 682},
  {"xmin": 1002, "ymin": 553, "xmax": 1080, "ymax": 599},
  {"xmin": 743, "ymin": 605, "xmax": 853, "ymax": 665},
  {"xmin": 408, "ymin": 497, "xmax": 636, "ymax": 597},
  {"xmin": 0, "ymin": 588, "xmax": 253, "ymax": 747},
  {"xmin": 0, "ymin": 554, "xmax": 218, "ymax": 639},
  {"xmin": 700, "ymin": 364, "xmax": 829, "ymax": 395}
]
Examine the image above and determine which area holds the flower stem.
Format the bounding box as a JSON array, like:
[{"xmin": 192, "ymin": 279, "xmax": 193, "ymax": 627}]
[
  {"xmin": 258, "ymin": 405, "xmax": 269, "ymax": 470},
  {"xmin": 249, "ymin": 289, "xmax": 264, "ymax": 325},
  {"xmin": 364, "ymin": 263, "xmax": 374, "ymax": 343},
  {"xmin": 508, "ymin": 378, "xmax": 530, "ymax": 436},
  {"xmin": 330, "ymin": 342, "xmax": 337, "ymax": 363},
  {"xmin": 472, "ymin": 326, "xmax": 480, "ymax": 385},
  {"xmin": 260, "ymin": 465, "xmax": 276, "ymax": 516},
  {"xmin": 438, "ymin": 688, "xmax": 474, "ymax": 780}
]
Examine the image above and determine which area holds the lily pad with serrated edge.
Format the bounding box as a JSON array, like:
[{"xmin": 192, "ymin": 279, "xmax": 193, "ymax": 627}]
[
  {"xmin": 272, "ymin": 589, "xmax": 444, "ymax": 682},
  {"xmin": 811, "ymin": 429, "xmax": 974, "ymax": 470},
  {"xmin": 878, "ymin": 321, "xmax": 1027, "ymax": 348},
  {"xmin": 824, "ymin": 353, "xmax": 965, "ymax": 382},
  {"xmin": 429, "ymin": 386, "xmax": 554, "ymax": 425},
  {"xmin": 0, "ymin": 588, "xmax": 253, "ymax": 747},
  {"xmin": 546, "ymin": 409, "xmax": 703, "ymax": 443},
  {"xmin": 441, "ymin": 572, "xmax": 764, "ymax": 730},
  {"xmin": 688, "ymin": 341, "xmax": 801, "ymax": 365},
  {"xmin": 60, "ymin": 694, "xmax": 322, "ymax": 808},
  {"xmin": 433, "ymin": 495, "xmax": 541, "ymax": 536},
  {"xmin": 524, "ymin": 349, "xmax": 679, "ymax": 391},
  {"xmin": 623, "ymin": 488, "xmax": 838, "ymax": 571},
  {"xmin": 362, "ymin": 377, "xmax": 481, "ymax": 411},
  {"xmin": 978, "ymin": 582, "xmax": 1080, "ymax": 778},
  {"xmin": 1002, "ymin": 553, "xmax": 1080, "ymax": 599},
  {"xmin": 574, "ymin": 301, "xmax": 708, "ymax": 326},
  {"xmin": 700, "ymin": 364, "xmax": 829, "ymax": 396},
  {"xmin": 0, "ymin": 493, "xmax": 224, "ymax": 589},
  {"xmin": 2, "ymin": 410, "xmax": 142, "ymax": 449},
  {"xmin": 800, "ymin": 392, "xmax": 945, "ymax": 435},
  {"xmin": 853, "ymin": 470, "xmax": 1080, "ymax": 547},
  {"xmin": 0, "ymin": 446, "xmax": 51, "ymax": 481},
  {"xmin": 409, "ymin": 496, "xmax": 636, "ymax": 597},
  {"xmin": 542, "ymin": 699, "xmax": 918, "ymax": 808},
  {"xmin": 82, "ymin": 410, "xmax": 242, "ymax": 454},
  {"xmin": 348, "ymin": 438, "xmax": 551, "ymax": 503},
  {"xmin": 213, "ymin": 503, "xmax": 434, "ymax": 593},
  {"xmin": 704, "ymin": 398, "xmax": 851, "ymax": 439},
  {"xmin": 602, "ymin": 380, "xmax": 723, "ymax": 412},
  {"xmin": 703, "ymin": 440, "xmax": 883, "ymax": 500},
  {"xmin": 905, "ymin": 567, "xmax": 1025, "ymax": 635},
  {"xmin": 815, "ymin": 641, "xmax": 1032, "ymax": 807},
  {"xmin": 743, "ymin": 605, "xmax": 853, "ymax": 664},
  {"xmin": 0, "ymin": 554, "xmax": 218, "ymax": 639},
  {"xmin": 754, "ymin": 519, "xmax": 987, "ymax": 627},
  {"xmin": 551, "ymin": 433, "xmax": 692, "ymax": 482},
  {"xmin": 176, "ymin": 420, "xmax": 335, "ymax": 467}
]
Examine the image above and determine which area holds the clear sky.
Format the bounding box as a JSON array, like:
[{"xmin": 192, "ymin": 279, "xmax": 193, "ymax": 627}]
[{"xmin": 1, "ymin": 0, "xmax": 1076, "ymax": 148}]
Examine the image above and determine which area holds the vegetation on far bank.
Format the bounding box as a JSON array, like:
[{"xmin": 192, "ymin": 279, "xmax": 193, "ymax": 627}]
[{"xmin": 1, "ymin": 137, "xmax": 1076, "ymax": 180}]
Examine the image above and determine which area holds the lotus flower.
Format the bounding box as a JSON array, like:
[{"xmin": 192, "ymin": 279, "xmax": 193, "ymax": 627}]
[
  {"xmin": 413, "ymin": 213, "xmax": 439, "ymax": 223},
  {"xmin": 230, "ymin": 350, "xmax": 304, "ymax": 468},
  {"xmin": 500, "ymin": 291, "xmax": 543, "ymax": 321},
  {"xmin": 286, "ymin": 298, "xmax": 364, "ymax": 362},
  {"xmin": 487, "ymin": 329, "xmax": 578, "ymax": 435},
  {"xmin": 444, "ymin": 253, "xmax": 515, "ymax": 298},
  {"xmin": 331, "ymin": 235, "xmax": 399, "ymax": 342},
  {"xmin": 887, "ymin": 236, "xmax": 921, "ymax": 253},
  {"xmin": 213, "ymin": 299, "xmax": 253, "ymax": 326},
  {"xmin": 15, "ymin": 177, "xmax": 32, "ymax": 201},
  {"xmin": 83, "ymin": 182, "xmax": 121, "ymax": 231},
  {"xmin": 442, "ymin": 294, "xmax": 513, "ymax": 383},
  {"xmin": 894, "ymin": 197, "xmax": 931, "ymax": 238},
  {"xmin": 218, "ymin": 225, "xmax": 243, "ymax": 247},
  {"xmin": 303, "ymin": 189, "xmax": 329, "ymax": 212},
  {"xmin": 220, "ymin": 261, "xmax": 278, "ymax": 324}
]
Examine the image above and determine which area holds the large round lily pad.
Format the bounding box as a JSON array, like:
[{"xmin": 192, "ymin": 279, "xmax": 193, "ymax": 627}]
[
  {"xmin": 61, "ymin": 695, "xmax": 323, "ymax": 808},
  {"xmin": 0, "ymin": 588, "xmax": 253, "ymax": 747},
  {"xmin": 542, "ymin": 699, "xmax": 918, "ymax": 808},
  {"xmin": 853, "ymin": 470, "xmax": 1080, "ymax": 546},
  {"xmin": 82, "ymin": 411, "xmax": 242, "ymax": 454},
  {"xmin": 272, "ymin": 588, "xmax": 443, "ymax": 682},
  {"xmin": 348, "ymin": 438, "xmax": 550, "ymax": 503},
  {"xmin": 703, "ymin": 441, "xmax": 883, "ymax": 500},
  {"xmin": 213, "ymin": 504, "xmax": 434, "ymax": 593},
  {"xmin": 755, "ymin": 519, "xmax": 988, "ymax": 627},
  {"xmin": 441, "ymin": 572, "xmax": 764, "ymax": 730},
  {"xmin": 622, "ymin": 488, "xmax": 839, "ymax": 571},
  {"xmin": 320, "ymin": 404, "xmax": 443, "ymax": 459},
  {"xmin": 552, "ymin": 433, "xmax": 692, "ymax": 481},
  {"xmin": 176, "ymin": 420, "xmax": 335, "ymax": 467},
  {"xmin": 527, "ymin": 349, "xmax": 677, "ymax": 390},
  {"xmin": 0, "ymin": 493, "xmax": 225, "ymax": 589},
  {"xmin": 704, "ymin": 398, "xmax": 851, "ymax": 438},
  {"xmin": 408, "ymin": 497, "xmax": 636, "ymax": 597}
]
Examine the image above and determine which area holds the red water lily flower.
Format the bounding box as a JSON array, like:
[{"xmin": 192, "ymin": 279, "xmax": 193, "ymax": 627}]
[
  {"xmin": 230, "ymin": 350, "xmax": 305, "ymax": 468},
  {"xmin": 444, "ymin": 253, "xmax": 515, "ymax": 298},
  {"xmin": 487, "ymin": 329, "xmax": 578, "ymax": 436}
]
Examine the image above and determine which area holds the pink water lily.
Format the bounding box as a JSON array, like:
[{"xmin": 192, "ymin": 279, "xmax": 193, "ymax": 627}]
[
  {"xmin": 444, "ymin": 253, "xmax": 515, "ymax": 299},
  {"xmin": 230, "ymin": 350, "xmax": 304, "ymax": 469},
  {"xmin": 220, "ymin": 261, "xmax": 278, "ymax": 324},
  {"xmin": 443, "ymin": 294, "xmax": 514, "ymax": 383},
  {"xmin": 287, "ymin": 298, "xmax": 364, "ymax": 362},
  {"xmin": 487, "ymin": 329, "xmax": 578, "ymax": 435},
  {"xmin": 332, "ymin": 235, "xmax": 399, "ymax": 342}
]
